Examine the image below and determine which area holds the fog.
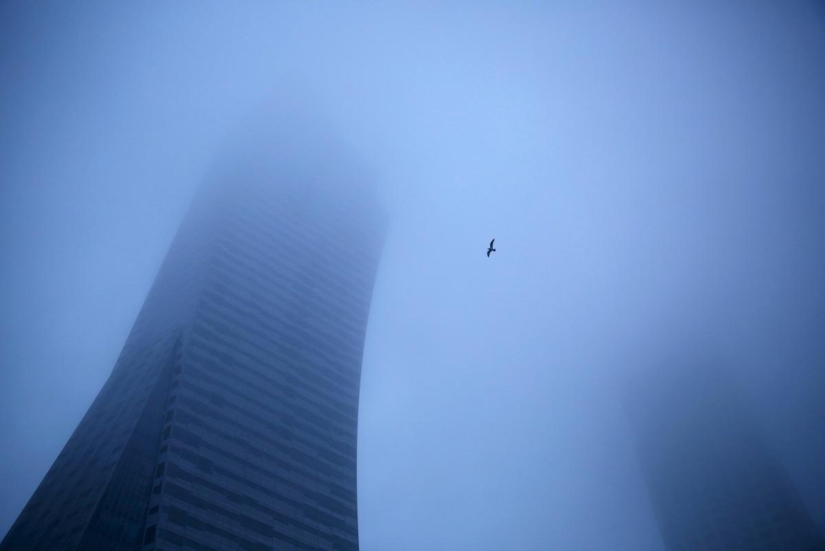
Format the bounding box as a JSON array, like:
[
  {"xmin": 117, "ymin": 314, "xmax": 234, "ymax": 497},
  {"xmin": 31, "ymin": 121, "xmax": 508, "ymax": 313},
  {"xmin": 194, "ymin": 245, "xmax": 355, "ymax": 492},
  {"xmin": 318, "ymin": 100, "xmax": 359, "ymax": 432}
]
[{"xmin": 2, "ymin": 2, "xmax": 824, "ymax": 549}]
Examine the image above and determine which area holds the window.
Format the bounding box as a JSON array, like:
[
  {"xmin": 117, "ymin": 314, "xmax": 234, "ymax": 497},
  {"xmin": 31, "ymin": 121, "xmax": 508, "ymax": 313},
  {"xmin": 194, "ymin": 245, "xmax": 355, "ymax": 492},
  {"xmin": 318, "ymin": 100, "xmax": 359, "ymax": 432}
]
[{"xmin": 143, "ymin": 525, "xmax": 156, "ymax": 544}]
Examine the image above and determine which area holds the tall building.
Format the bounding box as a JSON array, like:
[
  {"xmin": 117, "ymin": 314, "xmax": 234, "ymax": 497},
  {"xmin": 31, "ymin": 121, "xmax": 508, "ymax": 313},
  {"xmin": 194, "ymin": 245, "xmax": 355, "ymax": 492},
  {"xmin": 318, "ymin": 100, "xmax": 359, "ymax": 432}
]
[
  {"xmin": 624, "ymin": 352, "xmax": 823, "ymax": 551},
  {"xmin": 1, "ymin": 135, "xmax": 386, "ymax": 550}
]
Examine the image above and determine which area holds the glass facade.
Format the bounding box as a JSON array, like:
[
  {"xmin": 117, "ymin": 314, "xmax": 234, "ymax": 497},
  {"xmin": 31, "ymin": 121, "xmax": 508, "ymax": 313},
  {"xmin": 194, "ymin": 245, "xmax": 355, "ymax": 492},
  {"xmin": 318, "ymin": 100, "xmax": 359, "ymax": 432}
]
[
  {"xmin": 2, "ymin": 165, "xmax": 385, "ymax": 550},
  {"xmin": 625, "ymin": 357, "xmax": 823, "ymax": 551}
]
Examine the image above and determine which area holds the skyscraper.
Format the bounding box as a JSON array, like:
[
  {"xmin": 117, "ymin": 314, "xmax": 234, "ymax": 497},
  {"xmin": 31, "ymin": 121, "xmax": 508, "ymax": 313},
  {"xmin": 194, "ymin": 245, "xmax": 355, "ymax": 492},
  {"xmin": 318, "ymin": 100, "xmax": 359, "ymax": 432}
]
[
  {"xmin": 1, "ymin": 132, "xmax": 386, "ymax": 550},
  {"xmin": 624, "ymin": 352, "xmax": 823, "ymax": 551}
]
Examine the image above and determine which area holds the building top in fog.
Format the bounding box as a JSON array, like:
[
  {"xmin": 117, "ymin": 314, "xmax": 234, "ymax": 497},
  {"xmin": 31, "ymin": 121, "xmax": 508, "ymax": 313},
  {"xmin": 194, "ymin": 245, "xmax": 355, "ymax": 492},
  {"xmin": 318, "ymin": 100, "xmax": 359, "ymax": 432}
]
[
  {"xmin": 624, "ymin": 353, "xmax": 823, "ymax": 550},
  {"xmin": 1, "ymin": 129, "xmax": 386, "ymax": 550}
]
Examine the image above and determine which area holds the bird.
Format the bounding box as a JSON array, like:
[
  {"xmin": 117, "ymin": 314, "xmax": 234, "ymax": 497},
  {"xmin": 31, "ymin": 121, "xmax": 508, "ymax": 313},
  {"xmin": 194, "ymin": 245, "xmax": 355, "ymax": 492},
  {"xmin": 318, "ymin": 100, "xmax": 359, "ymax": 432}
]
[{"xmin": 487, "ymin": 238, "xmax": 496, "ymax": 257}]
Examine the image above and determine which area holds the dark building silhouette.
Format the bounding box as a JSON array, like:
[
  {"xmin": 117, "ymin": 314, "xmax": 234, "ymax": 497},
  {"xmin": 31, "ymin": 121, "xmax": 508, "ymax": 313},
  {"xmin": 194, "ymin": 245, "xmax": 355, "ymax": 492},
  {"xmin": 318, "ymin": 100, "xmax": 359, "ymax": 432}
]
[
  {"xmin": 1, "ymin": 136, "xmax": 386, "ymax": 550},
  {"xmin": 625, "ymin": 353, "xmax": 823, "ymax": 551}
]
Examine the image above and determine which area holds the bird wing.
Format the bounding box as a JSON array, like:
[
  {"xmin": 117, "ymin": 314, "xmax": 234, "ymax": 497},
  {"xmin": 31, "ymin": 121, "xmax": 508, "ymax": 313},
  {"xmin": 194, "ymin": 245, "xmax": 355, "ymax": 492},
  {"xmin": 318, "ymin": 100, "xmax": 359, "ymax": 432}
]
[
  {"xmin": 487, "ymin": 249, "xmax": 491, "ymax": 257},
  {"xmin": 489, "ymin": 238, "xmax": 495, "ymax": 248}
]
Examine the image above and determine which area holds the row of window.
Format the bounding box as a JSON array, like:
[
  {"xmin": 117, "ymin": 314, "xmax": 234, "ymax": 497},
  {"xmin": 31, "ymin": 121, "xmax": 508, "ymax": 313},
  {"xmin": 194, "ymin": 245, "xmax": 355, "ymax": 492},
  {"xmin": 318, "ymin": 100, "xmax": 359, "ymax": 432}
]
[
  {"xmin": 180, "ymin": 364, "xmax": 357, "ymax": 467},
  {"xmin": 189, "ymin": 318, "xmax": 360, "ymax": 423},
  {"xmin": 170, "ymin": 443, "xmax": 356, "ymax": 519}
]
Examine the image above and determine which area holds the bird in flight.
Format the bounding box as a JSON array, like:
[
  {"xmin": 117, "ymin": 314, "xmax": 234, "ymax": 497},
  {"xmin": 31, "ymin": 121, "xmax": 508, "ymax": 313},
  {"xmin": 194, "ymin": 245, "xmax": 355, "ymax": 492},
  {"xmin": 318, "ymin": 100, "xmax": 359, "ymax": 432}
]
[{"xmin": 487, "ymin": 238, "xmax": 496, "ymax": 257}]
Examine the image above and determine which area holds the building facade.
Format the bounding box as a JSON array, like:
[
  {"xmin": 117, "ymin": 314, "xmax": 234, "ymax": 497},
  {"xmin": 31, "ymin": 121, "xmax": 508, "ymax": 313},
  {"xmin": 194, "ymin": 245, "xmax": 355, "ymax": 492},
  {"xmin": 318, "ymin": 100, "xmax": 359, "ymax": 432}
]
[
  {"xmin": 625, "ymin": 353, "xmax": 823, "ymax": 551},
  {"xmin": 2, "ymin": 147, "xmax": 386, "ymax": 550}
]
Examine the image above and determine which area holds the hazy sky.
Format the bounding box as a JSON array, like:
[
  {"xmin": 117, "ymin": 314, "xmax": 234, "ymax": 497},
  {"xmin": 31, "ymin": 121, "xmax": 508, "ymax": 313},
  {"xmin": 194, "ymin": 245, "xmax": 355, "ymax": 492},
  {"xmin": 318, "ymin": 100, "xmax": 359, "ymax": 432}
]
[{"xmin": 2, "ymin": 2, "xmax": 825, "ymax": 549}]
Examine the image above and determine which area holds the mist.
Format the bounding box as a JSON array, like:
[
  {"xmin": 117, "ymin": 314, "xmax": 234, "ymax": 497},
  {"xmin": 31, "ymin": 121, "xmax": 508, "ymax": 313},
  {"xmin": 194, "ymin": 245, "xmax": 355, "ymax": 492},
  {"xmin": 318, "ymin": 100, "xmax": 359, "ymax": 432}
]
[{"xmin": 2, "ymin": 2, "xmax": 824, "ymax": 549}]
